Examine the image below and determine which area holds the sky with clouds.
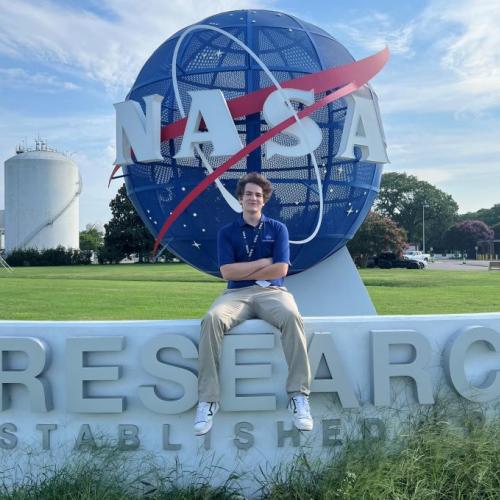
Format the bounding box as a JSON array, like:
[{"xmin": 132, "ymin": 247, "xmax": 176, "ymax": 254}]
[{"xmin": 0, "ymin": 0, "xmax": 499, "ymax": 228}]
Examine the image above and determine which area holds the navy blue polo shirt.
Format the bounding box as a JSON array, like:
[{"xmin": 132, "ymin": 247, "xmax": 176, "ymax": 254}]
[{"xmin": 217, "ymin": 214, "xmax": 290, "ymax": 289}]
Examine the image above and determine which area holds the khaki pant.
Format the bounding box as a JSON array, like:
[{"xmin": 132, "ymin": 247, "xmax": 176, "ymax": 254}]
[{"xmin": 198, "ymin": 285, "xmax": 311, "ymax": 402}]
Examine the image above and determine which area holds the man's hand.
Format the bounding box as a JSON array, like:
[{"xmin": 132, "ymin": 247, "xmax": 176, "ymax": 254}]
[
  {"xmin": 245, "ymin": 262, "xmax": 289, "ymax": 280},
  {"xmin": 220, "ymin": 258, "xmax": 273, "ymax": 280}
]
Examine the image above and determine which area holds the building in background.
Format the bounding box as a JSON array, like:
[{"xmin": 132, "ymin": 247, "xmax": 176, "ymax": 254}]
[{"xmin": 3, "ymin": 140, "xmax": 80, "ymax": 254}]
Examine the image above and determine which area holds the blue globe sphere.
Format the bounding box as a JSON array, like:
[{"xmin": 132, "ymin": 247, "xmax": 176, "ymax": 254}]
[{"xmin": 124, "ymin": 9, "xmax": 383, "ymax": 275}]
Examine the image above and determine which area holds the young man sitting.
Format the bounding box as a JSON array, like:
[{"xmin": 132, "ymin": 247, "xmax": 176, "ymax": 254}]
[{"xmin": 194, "ymin": 172, "xmax": 313, "ymax": 436}]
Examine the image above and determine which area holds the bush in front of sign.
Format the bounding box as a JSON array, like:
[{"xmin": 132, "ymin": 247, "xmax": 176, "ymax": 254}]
[
  {"xmin": 3, "ymin": 402, "xmax": 499, "ymax": 498},
  {"xmin": 0, "ymin": 443, "xmax": 242, "ymax": 499}
]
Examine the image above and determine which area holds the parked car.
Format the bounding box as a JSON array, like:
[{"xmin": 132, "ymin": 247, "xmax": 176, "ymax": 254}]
[
  {"xmin": 404, "ymin": 250, "xmax": 430, "ymax": 262},
  {"xmin": 367, "ymin": 252, "xmax": 425, "ymax": 270},
  {"xmin": 403, "ymin": 255, "xmax": 427, "ymax": 268}
]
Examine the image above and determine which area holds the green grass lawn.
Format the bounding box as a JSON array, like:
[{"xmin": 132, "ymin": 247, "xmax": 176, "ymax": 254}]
[
  {"xmin": 362, "ymin": 267, "xmax": 500, "ymax": 315},
  {"xmin": 0, "ymin": 264, "xmax": 499, "ymax": 320}
]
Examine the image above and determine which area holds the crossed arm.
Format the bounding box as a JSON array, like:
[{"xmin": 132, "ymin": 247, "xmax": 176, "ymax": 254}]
[{"xmin": 220, "ymin": 258, "xmax": 289, "ymax": 281}]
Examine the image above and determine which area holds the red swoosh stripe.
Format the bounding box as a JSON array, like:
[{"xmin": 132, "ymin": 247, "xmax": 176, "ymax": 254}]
[
  {"xmin": 153, "ymin": 48, "xmax": 388, "ymax": 254},
  {"xmin": 108, "ymin": 164, "xmax": 121, "ymax": 187},
  {"xmin": 160, "ymin": 48, "xmax": 389, "ymax": 142},
  {"xmin": 109, "ymin": 48, "xmax": 389, "ymax": 186},
  {"xmin": 153, "ymin": 82, "xmax": 359, "ymax": 254}
]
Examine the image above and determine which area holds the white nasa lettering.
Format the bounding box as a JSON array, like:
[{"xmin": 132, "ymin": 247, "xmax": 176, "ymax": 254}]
[
  {"xmin": 113, "ymin": 88, "xmax": 389, "ymax": 165},
  {"xmin": 114, "ymin": 94, "xmax": 164, "ymax": 166},
  {"xmin": 174, "ymin": 89, "xmax": 243, "ymax": 159},
  {"xmin": 335, "ymin": 90, "xmax": 388, "ymax": 163},
  {"xmin": 262, "ymin": 88, "xmax": 322, "ymax": 159}
]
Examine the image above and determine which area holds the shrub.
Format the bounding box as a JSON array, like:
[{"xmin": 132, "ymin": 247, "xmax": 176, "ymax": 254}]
[
  {"xmin": 442, "ymin": 220, "xmax": 494, "ymax": 257},
  {"xmin": 0, "ymin": 445, "xmax": 241, "ymax": 500},
  {"xmin": 262, "ymin": 412, "xmax": 500, "ymax": 499},
  {"xmin": 2, "ymin": 406, "xmax": 498, "ymax": 499},
  {"xmin": 6, "ymin": 246, "xmax": 92, "ymax": 266},
  {"xmin": 348, "ymin": 212, "xmax": 407, "ymax": 267}
]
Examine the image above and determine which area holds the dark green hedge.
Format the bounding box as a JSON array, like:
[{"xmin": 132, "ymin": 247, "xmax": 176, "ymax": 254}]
[{"xmin": 6, "ymin": 246, "xmax": 92, "ymax": 266}]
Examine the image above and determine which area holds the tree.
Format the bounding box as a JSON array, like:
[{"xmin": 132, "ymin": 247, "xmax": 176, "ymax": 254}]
[
  {"xmin": 102, "ymin": 184, "xmax": 155, "ymax": 263},
  {"xmin": 79, "ymin": 227, "xmax": 104, "ymax": 251},
  {"xmin": 347, "ymin": 212, "xmax": 407, "ymax": 267},
  {"xmin": 492, "ymin": 222, "xmax": 500, "ymax": 239},
  {"xmin": 459, "ymin": 203, "xmax": 500, "ymax": 227},
  {"xmin": 492, "ymin": 222, "xmax": 500, "ymax": 257},
  {"xmin": 442, "ymin": 220, "xmax": 494, "ymax": 257},
  {"xmin": 375, "ymin": 172, "xmax": 458, "ymax": 251}
]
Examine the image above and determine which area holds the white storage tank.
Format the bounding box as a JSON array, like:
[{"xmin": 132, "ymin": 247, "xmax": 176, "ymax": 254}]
[{"xmin": 4, "ymin": 142, "xmax": 80, "ymax": 254}]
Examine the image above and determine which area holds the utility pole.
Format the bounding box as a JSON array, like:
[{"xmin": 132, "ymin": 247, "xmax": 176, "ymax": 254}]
[{"xmin": 422, "ymin": 203, "xmax": 428, "ymax": 253}]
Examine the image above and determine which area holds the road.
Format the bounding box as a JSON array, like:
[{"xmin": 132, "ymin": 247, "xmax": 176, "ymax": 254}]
[{"xmin": 428, "ymin": 259, "xmax": 490, "ymax": 272}]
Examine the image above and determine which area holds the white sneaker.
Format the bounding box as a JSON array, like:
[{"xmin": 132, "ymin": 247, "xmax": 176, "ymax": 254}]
[
  {"xmin": 288, "ymin": 394, "xmax": 313, "ymax": 431},
  {"xmin": 194, "ymin": 401, "xmax": 219, "ymax": 436}
]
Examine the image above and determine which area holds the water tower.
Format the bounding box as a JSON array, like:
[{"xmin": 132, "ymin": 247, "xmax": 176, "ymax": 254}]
[{"xmin": 4, "ymin": 140, "xmax": 81, "ymax": 254}]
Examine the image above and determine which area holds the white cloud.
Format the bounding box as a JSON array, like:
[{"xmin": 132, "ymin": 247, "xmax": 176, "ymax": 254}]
[
  {"xmin": 0, "ymin": 0, "xmax": 276, "ymax": 223},
  {"xmin": 318, "ymin": 0, "xmax": 500, "ymax": 116},
  {"xmin": 422, "ymin": 0, "xmax": 500, "ymax": 80},
  {"xmin": 375, "ymin": 0, "xmax": 500, "ymax": 115},
  {"xmin": 330, "ymin": 12, "xmax": 415, "ymax": 56},
  {"xmin": 0, "ymin": 0, "xmax": 273, "ymax": 97},
  {"xmin": 1, "ymin": 0, "xmax": 497, "ymax": 220},
  {"xmin": 377, "ymin": 74, "xmax": 500, "ymax": 116},
  {"xmin": 0, "ymin": 106, "xmax": 117, "ymax": 218},
  {"xmin": 0, "ymin": 67, "xmax": 80, "ymax": 91},
  {"xmin": 387, "ymin": 125, "xmax": 500, "ymax": 166},
  {"xmin": 384, "ymin": 123, "xmax": 500, "ymax": 212},
  {"xmin": 396, "ymin": 167, "xmax": 453, "ymax": 185}
]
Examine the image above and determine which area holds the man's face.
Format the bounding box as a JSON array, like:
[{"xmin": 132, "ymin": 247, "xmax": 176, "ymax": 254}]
[{"xmin": 240, "ymin": 182, "xmax": 265, "ymax": 214}]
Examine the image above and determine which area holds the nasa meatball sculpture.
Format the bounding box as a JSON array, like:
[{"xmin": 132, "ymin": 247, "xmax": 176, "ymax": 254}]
[{"xmin": 112, "ymin": 9, "xmax": 389, "ymax": 312}]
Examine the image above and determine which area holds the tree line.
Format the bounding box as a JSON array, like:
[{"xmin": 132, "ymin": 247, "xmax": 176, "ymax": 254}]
[
  {"xmin": 83, "ymin": 175, "xmax": 499, "ymax": 265},
  {"xmin": 348, "ymin": 173, "xmax": 499, "ymax": 264}
]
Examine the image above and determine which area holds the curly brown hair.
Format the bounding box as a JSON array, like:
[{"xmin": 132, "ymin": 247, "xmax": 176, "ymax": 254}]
[{"xmin": 236, "ymin": 173, "xmax": 273, "ymax": 202}]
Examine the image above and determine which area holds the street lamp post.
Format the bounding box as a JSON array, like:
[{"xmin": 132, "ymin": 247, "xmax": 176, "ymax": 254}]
[{"xmin": 422, "ymin": 203, "xmax": 429, "ymax": 253}]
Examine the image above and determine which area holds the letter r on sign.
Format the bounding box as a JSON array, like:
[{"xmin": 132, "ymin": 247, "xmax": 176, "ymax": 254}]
[{"xmin": 0, "ymin": 337, "xmax": 52, "ymax": 412}]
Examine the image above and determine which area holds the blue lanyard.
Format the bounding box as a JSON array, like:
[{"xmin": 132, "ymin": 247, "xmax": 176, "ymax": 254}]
[{"xmin": 242, "ymin": 221, "xmax": 264, "ymax": 260}]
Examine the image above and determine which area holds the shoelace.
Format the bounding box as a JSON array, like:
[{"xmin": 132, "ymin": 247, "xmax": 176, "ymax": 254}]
[
  {"xmin": 293, "ymin": 397, "xmax": 311, "ymax": 417},
  {"xmin": 195, "ymin": 402, "xmax": 211, "ymax": 422}
]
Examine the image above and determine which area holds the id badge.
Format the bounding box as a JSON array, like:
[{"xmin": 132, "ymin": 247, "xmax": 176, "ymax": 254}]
[{"xmin": 256, "ymin": 280, "xmax": 271, "ymax": 288}]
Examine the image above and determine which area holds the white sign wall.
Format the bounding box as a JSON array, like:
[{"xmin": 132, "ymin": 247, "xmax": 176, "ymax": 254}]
[{"xmin": 0, "ymin": 313, "xmax": 499, "ymax": 492}]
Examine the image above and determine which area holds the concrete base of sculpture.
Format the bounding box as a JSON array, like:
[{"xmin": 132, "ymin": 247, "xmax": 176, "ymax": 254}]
[{"xmin": 286, "ymin": 246, "xmax": 376, "ymax": 316}]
